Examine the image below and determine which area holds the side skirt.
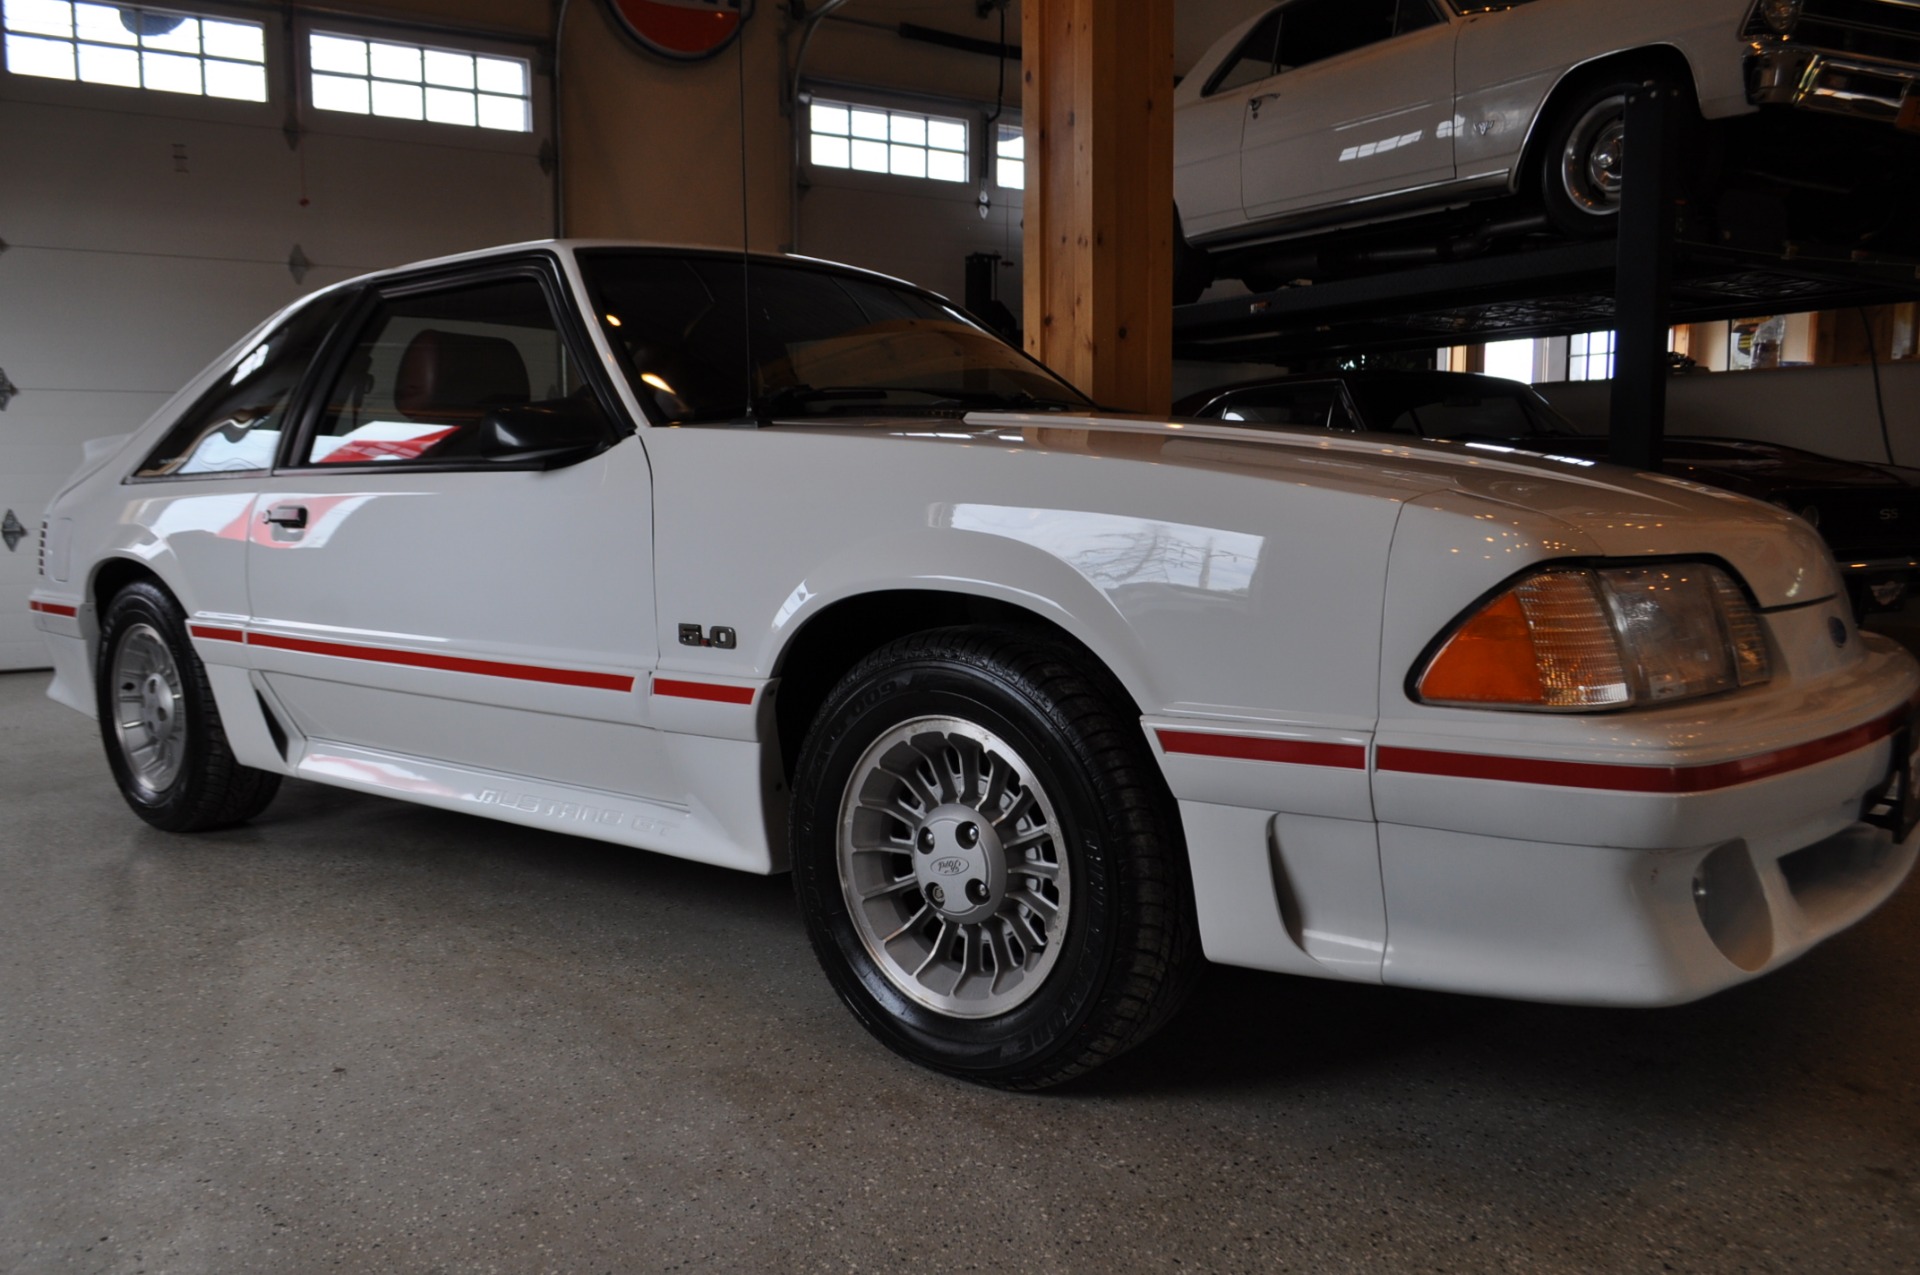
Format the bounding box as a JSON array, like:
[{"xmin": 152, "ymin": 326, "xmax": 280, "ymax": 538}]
[{"xmin": 290, "ymin": 738, "xmax": 777, "ymax": 874}]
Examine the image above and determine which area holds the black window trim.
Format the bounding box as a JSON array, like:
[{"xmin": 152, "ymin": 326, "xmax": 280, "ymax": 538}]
[{"xmin": 273, "ymin": 251, "xmax": 631, "ymax": 477}]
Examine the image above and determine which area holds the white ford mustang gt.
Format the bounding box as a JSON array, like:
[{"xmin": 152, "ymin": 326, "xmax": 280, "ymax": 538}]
[{"xmin": 30, "ymin": 242, "xmax": 1920, "ymax": 1087}]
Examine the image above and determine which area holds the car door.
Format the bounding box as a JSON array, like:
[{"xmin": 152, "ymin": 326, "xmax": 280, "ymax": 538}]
[
  {"xmin": 1239, "ymin": 0, "xmax": 1457, "ymax": 223},
  {"xmin": 1176, "ymin": 7, "xmax": 1283, "ymax": 241},
  {"xmin": 244, "ymin": 258, "xmax": 672, "ymax": 801}
]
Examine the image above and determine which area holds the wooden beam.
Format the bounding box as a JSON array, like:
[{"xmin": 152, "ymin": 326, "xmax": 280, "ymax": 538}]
[{"xmin": 1022, "ymin": 0, "xmax": 1174, "ymax": 415}]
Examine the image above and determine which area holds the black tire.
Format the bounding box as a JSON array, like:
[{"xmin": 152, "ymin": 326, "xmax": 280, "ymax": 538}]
[
  {"xmin": 790, "ymin": 626, "xmax": 1199, "ymax": 1089},
  {"xmin": 1537, "ymin": 71, "xmax": 1684, "ymax": 237},
  {"xmin": 95, "ymin": 580, "xmax": 281, "ymax": 832}
]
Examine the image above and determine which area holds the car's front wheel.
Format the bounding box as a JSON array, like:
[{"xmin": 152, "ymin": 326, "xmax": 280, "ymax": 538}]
[
  {"xmin": 96, "ymin": 581, "xmax": 281, "ymax": 832},
  {"xmin": 790, "ymin": 628, "xmax": 1198, "ymax": 1089},
  {"xmin": 1539, "ymin": 72, "xmax": 1691, "ymax": 236}
]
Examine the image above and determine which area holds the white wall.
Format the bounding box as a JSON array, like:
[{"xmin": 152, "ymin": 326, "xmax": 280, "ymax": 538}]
[{"xmin": 1536, "ymin": 364, "xmax": 1920, "ymax": 467}]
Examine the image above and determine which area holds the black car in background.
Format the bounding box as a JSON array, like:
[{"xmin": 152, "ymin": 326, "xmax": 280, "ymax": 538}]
[{"xmin": 1176, "ymin": 371, "xmax": 1920, "ymax": 614}]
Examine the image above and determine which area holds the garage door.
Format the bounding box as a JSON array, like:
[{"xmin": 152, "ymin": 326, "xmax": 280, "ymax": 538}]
[{"xmin": 0, "ymin": 1, "xmax": 551, "ymax": 669}]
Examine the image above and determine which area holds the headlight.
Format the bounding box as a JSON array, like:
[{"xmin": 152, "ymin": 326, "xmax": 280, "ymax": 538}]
[
  {"xmin": 1415, "ymin": 562, "xmax": 1772, "ymax": 711},
  {"xmin": 1751, "ymin": 0, "xmax": 1802, "ymax": 33}
]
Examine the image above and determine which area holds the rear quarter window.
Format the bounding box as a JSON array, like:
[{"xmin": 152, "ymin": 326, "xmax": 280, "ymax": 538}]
[{"xmin": 133, "ymin": 291, "xmax": 353, "ymax": 479}]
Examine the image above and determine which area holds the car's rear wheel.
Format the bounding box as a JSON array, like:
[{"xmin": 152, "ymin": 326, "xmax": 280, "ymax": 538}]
[
  {"xmin": 789, "ymin": 627, "xmax": 1199, "ymax": 1089},
  {"xmin": 96, "ymin": 581, "xmax": 281, "ymax": 832}
]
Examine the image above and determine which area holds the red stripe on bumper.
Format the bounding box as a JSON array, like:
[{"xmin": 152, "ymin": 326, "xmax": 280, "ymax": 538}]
[
  {"xmin": 247, "ymin": 632, "xmax": 636, "ymax": 692},
  {"xmin": 189, "ymin": 625, "xmax": 245, "ymax": 643},
  {"xmin": 29, "ymin": 600, "xmax": 78, "ymax": 617},
  {"xmin": 1378, "ymin": 701, "xmax": 1912, "ymax": 793},
  {"xmin": 1157, "ymin": 729, "xmax": 1366, "ymax": 769},
  {"xmin": 653, "ymin": 677, "xmax": 757, "ymax": 705}
]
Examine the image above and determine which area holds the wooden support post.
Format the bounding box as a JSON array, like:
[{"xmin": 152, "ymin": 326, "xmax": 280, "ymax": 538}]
[
  {"xmin": 1608, "ymin": 83, "xmax": 1681, "ymax": 470},
  {"xmin": 1022, "ymin": 0, "xmax": 1174, "ymax": 415}
]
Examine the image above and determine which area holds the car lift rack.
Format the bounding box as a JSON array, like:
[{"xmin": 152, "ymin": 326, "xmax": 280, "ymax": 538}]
[{"xmin": 1170, "ymin": 87, "xmax": 1920, "ymax": 468}]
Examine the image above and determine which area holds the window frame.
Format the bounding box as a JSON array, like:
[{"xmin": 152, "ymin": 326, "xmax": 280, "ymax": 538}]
[
  {"xmin": 2, "ymin": 0, "xmax": 277, "ymax": 112},
  {"xmin": 286, "ymin": 11, "xmax": 546, "ymax": 154},
  {"xmin": 1202, "ymin": 0, "xmax": 1448, "ymax": 97},
  {"xmin": 804, "ymin": 94, "xmax": 972, "ymax": 186},
  {"xmin": 304, "ymin": 26, "xmax": 534, "ymax": 134},
  {"xmin": 274, "ymin": 254, "xmax": 628, "ymax": 476}
]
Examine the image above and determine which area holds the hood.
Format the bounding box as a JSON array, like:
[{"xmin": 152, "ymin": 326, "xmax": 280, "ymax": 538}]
[{"xmin": 934, "ymin": 413, "xmax": 1838, "ymax": 609}]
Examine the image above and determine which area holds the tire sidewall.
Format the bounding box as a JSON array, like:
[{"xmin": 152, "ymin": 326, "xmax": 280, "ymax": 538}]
[
  {"xmin": 792, "ymin": 647, "xmax": 1123, "ymax": 1083},
  {"xmin": 1541, "ymin": 78, "xmax": 1639, "ymax": 234},
  {"xmin": 96, "ymin": 583, "xmax": 214, "ymax": 827}
]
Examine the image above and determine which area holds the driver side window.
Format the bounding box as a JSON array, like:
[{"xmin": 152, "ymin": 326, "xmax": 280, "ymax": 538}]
[{"xmin": 298, "ymin": 274, "xmax": 595, "ymax": 467}]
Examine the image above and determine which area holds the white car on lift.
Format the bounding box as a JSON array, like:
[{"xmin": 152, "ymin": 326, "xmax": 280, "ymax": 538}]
[
  {"xmin": 29, "ymin": 241, "xmax": 1920, "ymax": 1088},
  {"xmin": 1174, "ymin": 0, "xmax": 1920, "ymax": 286}
]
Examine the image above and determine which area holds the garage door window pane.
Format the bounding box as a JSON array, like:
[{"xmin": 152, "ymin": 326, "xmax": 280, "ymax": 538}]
[
  {"xmin": 141, "ymin": 47, "xmax": 197, "ymax": 93},
  {"xmin": 202, "ymin": 56, "xmax": 261, "ymax": 100},
  {"xmin": 367, "ymin": 40, "xmax": 418, "ymax": 81},
  {"xmin": 927, "ymin": 149, "xmax": 965, "ymax": 183},
  {"xmin": 310, "ymin": 30, "xmax": 531, "ymax": 133},
  {"xmin": 308, "ymin": 32, "xmax": 364, "ymax": 74},
  {"xmin": 370, "ymin": 77, "xmax": 422, "ymax": 120},
  {"xmin": 5, "ymin": 30, "xmax": 73, "ymax": 77},
  {"xmin": 811, "ymin": 133, "xmax": 849, "ymax": 169},
  {"xmin": 850, "ymin": 138, "xmax": 888, "ymax": 173},
  {"xmin": 140, "ymin": 15, "xmax": 197, "ymax": 54},
  {"xmin": 200, "ymin": 18, "xmax": 258, "ymax": 61},
  {"xmin": 311, "ymin": 71, "xmax": 367, "ymax": 114},
  {"xmin": 995, "ymin": 124, "xmax": 1023, "ymax": 189},
  {"xmin": 4, "ymin": 0, "xmax": 71, "ymax": 37},
  {"xmin": 475, "ymin": 54, "xmax": 522, "ymax": 96},
  {"xmin": 476, "ymin": 93, "xmax": 526, "ymax": 132},
  {"xmin": 810, "ymin": 102, "xmax": 847, "ymax": 136},
  {"xmin": 75, "ymin": 38, "xmax": 134, "ymax": 83},
  {"xmin": 6, "ymin": 2, "xmax": 264, "ymax": 100},
  {"xmin": 424, "ymin": 84, "xmax": 474, "ymax": 126},
  {"xmin": 72, "ymin": 4, "xmax": 133, "ymax": 45},
  {"xmin": 807, "ymin": 97, "xmax": 969, "ymax": 185}
]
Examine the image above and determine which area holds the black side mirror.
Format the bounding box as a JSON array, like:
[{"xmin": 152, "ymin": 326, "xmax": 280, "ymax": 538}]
[{"xmin": 476, "ymin": 396, "xmax": 613, "ymax": 468}]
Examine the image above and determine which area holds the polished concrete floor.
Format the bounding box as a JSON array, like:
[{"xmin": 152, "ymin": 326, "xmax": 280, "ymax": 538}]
[{"xmin": 3, "ymin": 669, "xmax": 1917, "ymax": 1274}]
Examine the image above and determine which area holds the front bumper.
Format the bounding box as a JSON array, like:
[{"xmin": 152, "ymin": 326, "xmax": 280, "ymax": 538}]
[
  {"xmin": 1749, "ymin": 44, "xmax": 1920, "ymax": 127},
  {"xmin": 1161, "ymin": 635, "xmax": 1920, "ymax": 1006}
]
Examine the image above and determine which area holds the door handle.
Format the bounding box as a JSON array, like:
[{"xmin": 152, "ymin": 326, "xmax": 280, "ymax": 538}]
[
  {"xmin": 1249, "ymin": 92, "xmax": 1280, "ymax": 111},
  {"xmin": 264, "ymin": 503, "xmax": 308, "ymax": 529}
]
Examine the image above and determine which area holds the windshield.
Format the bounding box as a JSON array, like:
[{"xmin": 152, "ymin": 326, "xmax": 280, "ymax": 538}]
[
  {"xmin": 576, "ymin": 250, "xmax": 1091, "ymax": 423},
  {"xmin": 1348, "ymin": 377, "xmax": 1588, "ymax": 439}
]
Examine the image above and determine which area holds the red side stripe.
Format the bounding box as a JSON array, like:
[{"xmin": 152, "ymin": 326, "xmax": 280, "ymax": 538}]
[
  {"xmin": 1158, "ymin": 729, "xmax": 1366, "ymax": 770},
  {"xmin": 29, "ymin": 600, "xmax": 78, "ymax": 617},
  {"xmin": 653, "ymin": 677, "xmax": 757, "ymax": 706},
  {"xmin": 248, "ymin": 631, "xmax": 636, "ymax": 692},
  {"xmin": 190, "ymin": 625, "xmax": 245, "ymax": 644},
  {"xmin": 1378, "ymin": 701, "xmax": 1911, "ymax": 794}
]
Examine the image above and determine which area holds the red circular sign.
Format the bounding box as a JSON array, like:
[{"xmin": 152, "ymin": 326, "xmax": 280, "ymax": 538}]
[{"xmin": 604, "ymin": 0, "xmax": 747, "ymax": 62}]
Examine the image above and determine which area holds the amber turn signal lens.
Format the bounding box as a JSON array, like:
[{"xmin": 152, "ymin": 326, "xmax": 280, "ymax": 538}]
[
  {"xmin": 1419, "ymin": 570, "xmax": 1632, "ymax": 709},
  {"xmin": 1415, "ymin": 591, "xmax": 1546, "ymax": 705}
]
